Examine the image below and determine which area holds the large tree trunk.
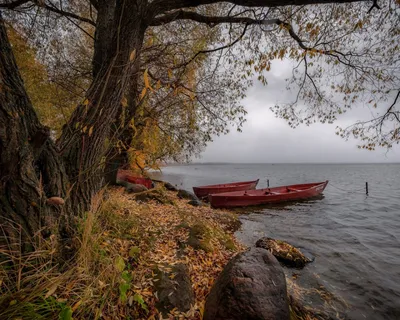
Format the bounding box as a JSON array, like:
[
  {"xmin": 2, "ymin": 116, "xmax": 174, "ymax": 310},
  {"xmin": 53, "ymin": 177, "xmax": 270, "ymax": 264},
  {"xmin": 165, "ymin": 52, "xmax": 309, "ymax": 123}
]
[
  {"xmin": 1, "ymin": 0, "xmax": 149, "ymax": 255},
  {"xmin": 92, "ymin": 0, "xmax": 116, "ymax": 78},
  {"xmin": 57, "ymin": 0, "xmax": 147, "ymax": 206},
  {"xmin": 103, "ymin": 80, "xmax": 142, "ymax": 184},
  {"xmin": 0, "ymin": 14, "xmax": 69, "ymax": 251},
  {"xmin": 95, "ymin": 2, "xmax": 146, "ymax": 185}
]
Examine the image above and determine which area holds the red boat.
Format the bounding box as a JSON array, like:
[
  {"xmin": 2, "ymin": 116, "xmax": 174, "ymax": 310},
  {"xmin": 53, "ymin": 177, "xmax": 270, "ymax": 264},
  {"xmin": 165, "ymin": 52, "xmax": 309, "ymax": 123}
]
[
  {"xmin": 209, "ymin": 181, "xmax": 329, "ymax": 208},
  {"xmin": 193, "ymin": 179, "xmax": 259, "ymax": 198},
  {"xmin": 124, "ymin": 176, "xmax": 153, "ymax": 189},
  {"xmin": 117, "ymin": 170, "xmax": 153, "ymax": 189}
]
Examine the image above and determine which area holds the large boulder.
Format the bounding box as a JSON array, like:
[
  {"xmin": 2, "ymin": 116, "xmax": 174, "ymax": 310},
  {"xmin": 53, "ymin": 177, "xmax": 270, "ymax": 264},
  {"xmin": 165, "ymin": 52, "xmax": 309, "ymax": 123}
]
[
  {"xmin": 154, "ymin": 264, "xmax": 195, "ymax": 316},
  {"xmin": 256, "ymin": 237, "xmax": 312, "ymax": 269},
  {"xmin": 204, "ymin": 247, "xmax": 290, "ymax": 320},
  {"xmin": 177, "ymin": 189, "xmax": 198, "ymax": 201}
]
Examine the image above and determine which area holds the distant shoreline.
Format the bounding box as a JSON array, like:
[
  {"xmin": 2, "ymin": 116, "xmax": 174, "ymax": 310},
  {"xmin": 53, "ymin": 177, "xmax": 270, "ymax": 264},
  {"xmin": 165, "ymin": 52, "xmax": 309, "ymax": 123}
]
[{"xmin": 163, "ymin": 162, "xmax": 400, "ymax": 166}]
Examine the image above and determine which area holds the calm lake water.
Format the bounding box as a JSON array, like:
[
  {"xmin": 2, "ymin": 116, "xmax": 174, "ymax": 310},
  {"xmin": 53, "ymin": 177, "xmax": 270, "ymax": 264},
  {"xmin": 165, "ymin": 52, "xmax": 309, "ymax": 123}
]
[{"xmin": 151, "ymin": 163, "xmax": 400, "ymax": 320}]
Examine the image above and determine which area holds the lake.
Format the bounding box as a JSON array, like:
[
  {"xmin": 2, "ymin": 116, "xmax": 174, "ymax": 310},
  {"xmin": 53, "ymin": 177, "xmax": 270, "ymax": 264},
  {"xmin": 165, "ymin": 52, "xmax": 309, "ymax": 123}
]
[{"xmin": 150, "ymin": 163, "xmax": 400, "ymax": 320}]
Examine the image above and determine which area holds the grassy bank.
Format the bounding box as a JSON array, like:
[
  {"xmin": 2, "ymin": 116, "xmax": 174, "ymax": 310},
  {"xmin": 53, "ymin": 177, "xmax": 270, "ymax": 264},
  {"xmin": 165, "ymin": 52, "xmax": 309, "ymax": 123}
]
[{"xmin": 0, "ymin": 186, "xmax": 244, "ymax": 319}]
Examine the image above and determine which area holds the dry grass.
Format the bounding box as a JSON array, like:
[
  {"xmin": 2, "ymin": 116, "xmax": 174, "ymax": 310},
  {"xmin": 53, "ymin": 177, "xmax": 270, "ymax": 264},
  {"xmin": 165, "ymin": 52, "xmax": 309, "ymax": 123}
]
[{"xmin": 0, "ymin": 186, "xmax": 244, "ymax": 320}]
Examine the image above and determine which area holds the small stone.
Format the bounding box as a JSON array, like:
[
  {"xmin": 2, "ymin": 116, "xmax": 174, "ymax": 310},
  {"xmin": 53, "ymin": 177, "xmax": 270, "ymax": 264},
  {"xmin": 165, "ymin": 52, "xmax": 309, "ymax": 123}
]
[
  {"xmin": 177, "ymin": 189, "xmax": 198, "ymax": 201},
  {"xmin": 117, "ymin": 180, "xmax": 130, "ymax": 188},
  {"xmin": 126, "ymin": 183, "xmax": 148, "ymax": 193},
  {"xmin": 46, "ymin": 197, "xmax": 65, "ymax": 206},
  {"xmin": 188, "ymin": 200, "xmax": 203, "ymax": 207},
  {"xmin": 164, "ymin": 182, "xmax": 178, "ymax": 191}
]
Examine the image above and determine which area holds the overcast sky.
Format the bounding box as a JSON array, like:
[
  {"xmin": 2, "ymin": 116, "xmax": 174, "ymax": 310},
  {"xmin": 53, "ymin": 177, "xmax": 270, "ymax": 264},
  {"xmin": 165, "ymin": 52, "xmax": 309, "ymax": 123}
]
[{"xmin": 199, "ymin": 60, "xmax": 400, "ymax": 163}]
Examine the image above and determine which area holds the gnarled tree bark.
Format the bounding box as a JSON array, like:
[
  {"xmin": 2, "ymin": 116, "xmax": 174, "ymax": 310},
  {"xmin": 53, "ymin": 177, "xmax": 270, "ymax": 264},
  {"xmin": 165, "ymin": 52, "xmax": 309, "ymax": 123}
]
[{"xmin": 0, "ymin": 14, "xmax": 69, "ymax": 251}]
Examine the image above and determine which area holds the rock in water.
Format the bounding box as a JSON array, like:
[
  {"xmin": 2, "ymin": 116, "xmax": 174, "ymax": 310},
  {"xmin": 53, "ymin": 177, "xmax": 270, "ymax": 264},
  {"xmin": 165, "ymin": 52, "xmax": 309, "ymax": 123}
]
[
  {"xmin": 125, "ymin": 183, "xmax": 148, "ymax": 193},
  {"xmin": 256, "ymin": 237, "xmax": 311, "ymax": 269},
  {"xmin": 154, "ymin": 264, "xmax": 194, "ymax": 316},
  {"xmin": 204, "ymin": 247, "xmax": 290, "ymax": 320},
  {"xmin": 164, "ymin": 182, "xmax": 178, "ymax": 191},
  {"xmin": 177, "ymin": 189, "xmax": 198, "ymax": 201}
]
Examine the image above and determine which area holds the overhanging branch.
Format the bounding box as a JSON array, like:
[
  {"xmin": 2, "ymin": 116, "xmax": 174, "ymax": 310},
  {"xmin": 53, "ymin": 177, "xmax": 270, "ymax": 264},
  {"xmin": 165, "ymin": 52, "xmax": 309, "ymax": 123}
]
[
  {"xmin": 0, "ymin": 0, "xmax": 96, "ymax": 26},
  {"xmin": 0, "ymin": 0, "xmax": 30, "ymax": 9},
  {"xmin": 40, "ymin": 1, "xmax": 96, "ymax": 26},
  {"xmin": 150, "ymin": 0, "xmax": 371, "ymax": 16},
  {"xmin": 151, "ymin": 11, "xmax": 310, "ymax": 53},
  {"xmin": 151, "ymin": 10, "xmax": 279, "ymax": 26}
]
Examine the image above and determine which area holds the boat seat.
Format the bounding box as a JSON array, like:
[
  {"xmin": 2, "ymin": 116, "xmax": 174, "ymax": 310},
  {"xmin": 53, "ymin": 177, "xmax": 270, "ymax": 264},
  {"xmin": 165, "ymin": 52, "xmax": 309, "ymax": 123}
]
[{"xmin": 287, "ymin": 187, "xmax": 301, "ymax": 192}]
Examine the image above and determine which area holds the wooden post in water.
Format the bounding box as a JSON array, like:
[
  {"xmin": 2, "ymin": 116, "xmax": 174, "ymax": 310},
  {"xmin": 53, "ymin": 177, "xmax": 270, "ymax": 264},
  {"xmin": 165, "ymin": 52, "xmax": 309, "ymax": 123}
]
[
  {"xmin": 267, "ymin": 179, "xmax": 270, "ymax": 187},
  {"xmin": 366, "ymin": 182, "xmax": 369, "ymax": 195}
]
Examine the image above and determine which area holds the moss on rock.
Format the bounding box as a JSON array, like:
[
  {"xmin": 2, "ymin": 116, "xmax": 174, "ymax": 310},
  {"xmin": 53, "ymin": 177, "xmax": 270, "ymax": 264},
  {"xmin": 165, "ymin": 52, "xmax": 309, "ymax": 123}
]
[
  {"xmin": 256, "ymin": 237, "xmax": 311, "ymax": 269},
  {"xmin": 187, "ymin": 223, "xmax": 214, "ymax": 252}
]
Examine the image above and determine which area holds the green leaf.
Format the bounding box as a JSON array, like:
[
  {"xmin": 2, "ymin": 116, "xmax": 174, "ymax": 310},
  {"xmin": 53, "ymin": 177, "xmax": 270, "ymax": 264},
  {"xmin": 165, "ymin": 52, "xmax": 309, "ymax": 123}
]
[
  {"xmin": 119, "ymin": 283, "xmax": 130, "ymax": 303},
  {"xmin": 59, "ymin": 306, "xmax": 73, "ymax": 320},
  {"xmin": 9, "ymin": 300, "xmax": 17, "ymax": 306},
  {"xmin": 115, "ymin": 256, "xmax": 125, "ymax": 272},
  {"xmin": 121, "ymin": 270, "xmax": 132, "ymax": 282},
  {"xmin": 133, "ymin": 293, "xmax": 148, "ymax": 312},
  {"xmin": 129, "ymin": 246, "xmax": 140, "ymax": 257}
]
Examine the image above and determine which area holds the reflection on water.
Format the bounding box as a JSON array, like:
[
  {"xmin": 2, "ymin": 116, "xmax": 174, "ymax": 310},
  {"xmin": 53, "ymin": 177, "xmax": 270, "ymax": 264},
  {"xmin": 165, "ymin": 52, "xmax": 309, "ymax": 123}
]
[{"xmin": 151, "ymin": 163, "xmax": 400, "ymax": 320}]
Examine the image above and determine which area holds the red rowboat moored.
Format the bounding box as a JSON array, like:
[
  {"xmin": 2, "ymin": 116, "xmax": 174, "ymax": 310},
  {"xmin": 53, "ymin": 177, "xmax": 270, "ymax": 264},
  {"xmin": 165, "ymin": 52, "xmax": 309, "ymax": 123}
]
[
  {"xmin": 209, "ymin": 181, "xmax": 329, "ymax": 208},
  {"xmin": 193, "ymin": 179, "xmax": 259, "ymax": 199},
  {"xmin": 117, "ymin": 170, "xmax": 153, "ymax": 189},
  {"xmin": 124, "ymin": 176, "xmax": 153, "ymax": 189}
]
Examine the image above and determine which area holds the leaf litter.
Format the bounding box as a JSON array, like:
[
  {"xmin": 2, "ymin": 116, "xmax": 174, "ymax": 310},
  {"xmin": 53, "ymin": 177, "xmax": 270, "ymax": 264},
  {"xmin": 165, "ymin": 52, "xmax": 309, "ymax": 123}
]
[{"xmin": 98, "ymin": 186, "xmax": 245, "ymax": 319}]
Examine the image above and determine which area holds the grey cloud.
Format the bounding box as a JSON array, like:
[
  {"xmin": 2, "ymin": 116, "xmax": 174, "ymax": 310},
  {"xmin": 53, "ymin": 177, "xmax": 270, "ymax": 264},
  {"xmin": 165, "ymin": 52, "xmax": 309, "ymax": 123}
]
[{"xmin": 199, "ymin": 61, "xmax": 399, "ymax": 163}]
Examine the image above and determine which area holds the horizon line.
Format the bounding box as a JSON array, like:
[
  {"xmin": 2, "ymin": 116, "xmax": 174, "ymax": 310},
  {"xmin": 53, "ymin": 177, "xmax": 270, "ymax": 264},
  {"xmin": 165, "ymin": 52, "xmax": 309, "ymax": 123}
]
[{"xmin": 165, "ymin": 161, "xmax": 400, "ymax": 165}]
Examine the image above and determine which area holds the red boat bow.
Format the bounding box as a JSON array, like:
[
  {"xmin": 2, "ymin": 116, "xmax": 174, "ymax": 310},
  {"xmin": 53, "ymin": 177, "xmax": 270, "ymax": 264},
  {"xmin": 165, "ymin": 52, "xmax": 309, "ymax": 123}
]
[{"xmin": 193, "ymin": 179, "xmax": 259, "ymax": 198}]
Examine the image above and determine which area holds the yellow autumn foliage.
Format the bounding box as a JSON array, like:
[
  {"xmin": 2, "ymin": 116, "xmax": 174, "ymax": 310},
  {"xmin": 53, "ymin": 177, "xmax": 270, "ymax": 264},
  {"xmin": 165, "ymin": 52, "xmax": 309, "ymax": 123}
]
[{"xmin": 9, "ymin": 27, "xmax": 81, "ymax": 136}]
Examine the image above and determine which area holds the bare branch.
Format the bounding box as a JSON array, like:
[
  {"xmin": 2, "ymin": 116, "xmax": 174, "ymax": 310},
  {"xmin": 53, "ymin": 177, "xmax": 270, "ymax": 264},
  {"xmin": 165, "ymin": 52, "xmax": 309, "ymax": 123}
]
[
  {"xmin": 178, "ymin": 23, "xmax": 249, "ymax": 68},
  {"xmin": 150, "ymin": 0, "xmax": 369, "ymax": 16},
  {"xmin": 0, "ymin": 0, "xmax": 30, "ymax": 9},
  {"xmin": 151, "ymin": 10, "xmax": 279, "ymax": 26},
  {"xmin": 367, "ymin": 0, "xmax": 381, "ymax": 13},
  {"xmin": 40, "ymin": 1, "xmax": 96, "ymax": 26},
  {"xmin": 89, "ymin": 0, "xmax": 98, "ymax": 10},
  {"xmin": 381, "ymin": 90, "xmax": 400, "ymax": 128},
  {"xmin": 0, "ymin": 0, "xmax": 96, "ymax": 26}
]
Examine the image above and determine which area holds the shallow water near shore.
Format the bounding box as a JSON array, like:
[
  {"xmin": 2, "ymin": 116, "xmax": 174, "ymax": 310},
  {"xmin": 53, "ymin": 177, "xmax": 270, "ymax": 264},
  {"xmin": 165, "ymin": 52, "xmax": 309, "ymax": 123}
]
[{"xmin": 150, "ymin": 163, "xmax": 400, "ymax": 320}]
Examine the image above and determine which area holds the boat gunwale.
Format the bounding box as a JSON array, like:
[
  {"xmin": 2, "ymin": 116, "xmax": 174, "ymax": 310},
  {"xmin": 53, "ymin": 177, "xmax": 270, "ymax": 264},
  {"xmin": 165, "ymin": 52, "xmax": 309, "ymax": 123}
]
[{"xmin": 193, "ymin": 179, "xmax": 259, "ymax": 190}]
